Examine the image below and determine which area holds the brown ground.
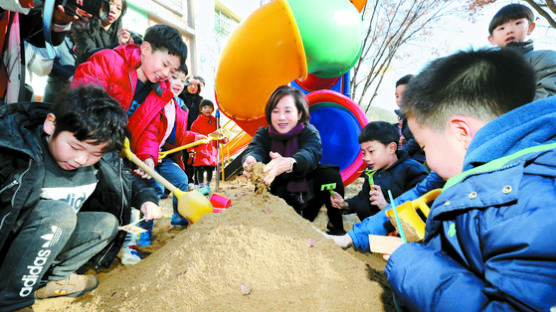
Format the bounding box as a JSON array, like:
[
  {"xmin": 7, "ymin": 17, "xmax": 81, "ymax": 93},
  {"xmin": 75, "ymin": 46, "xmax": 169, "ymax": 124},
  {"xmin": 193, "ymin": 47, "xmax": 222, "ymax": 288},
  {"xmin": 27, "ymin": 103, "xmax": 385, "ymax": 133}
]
[{"xmin": 33, "ymin": 176, "xmax": 395, "ymax": 312}]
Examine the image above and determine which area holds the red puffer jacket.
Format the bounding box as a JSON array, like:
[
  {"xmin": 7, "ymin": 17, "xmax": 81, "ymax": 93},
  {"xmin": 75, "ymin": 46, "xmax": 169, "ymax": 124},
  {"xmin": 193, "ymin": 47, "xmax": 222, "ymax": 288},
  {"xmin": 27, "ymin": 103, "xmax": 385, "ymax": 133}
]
[
  {"xmin": 191, "ymin": 114, "xmax": 217, "ymax": 167},
  {"xmin": 162, "ymin": 98, "xmax": 197, "ymax": 169},
  {"xmin": 71, "ymin": 44, "xmax": 173, "ymax": 163}
]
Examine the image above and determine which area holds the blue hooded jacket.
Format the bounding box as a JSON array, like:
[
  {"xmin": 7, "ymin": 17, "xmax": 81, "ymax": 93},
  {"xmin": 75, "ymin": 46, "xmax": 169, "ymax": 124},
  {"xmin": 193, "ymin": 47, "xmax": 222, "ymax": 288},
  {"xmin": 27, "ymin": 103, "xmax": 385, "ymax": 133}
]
[{"xmin": 386, "ymin": 97, "xmax": 556, "ymax": 312}]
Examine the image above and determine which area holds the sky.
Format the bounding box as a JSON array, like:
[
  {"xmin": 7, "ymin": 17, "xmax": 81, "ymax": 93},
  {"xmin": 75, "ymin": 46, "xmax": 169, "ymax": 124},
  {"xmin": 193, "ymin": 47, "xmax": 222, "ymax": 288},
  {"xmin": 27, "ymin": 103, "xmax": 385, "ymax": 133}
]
[{"xmin": 219, "ymin": 0, "xmax": 555, "ymax": 114}]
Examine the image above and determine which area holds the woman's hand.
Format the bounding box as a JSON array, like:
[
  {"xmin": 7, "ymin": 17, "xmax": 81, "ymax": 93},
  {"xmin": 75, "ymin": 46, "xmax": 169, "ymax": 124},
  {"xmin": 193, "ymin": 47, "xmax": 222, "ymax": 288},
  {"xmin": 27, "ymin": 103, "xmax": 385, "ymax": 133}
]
[
  {"xmin": 140, "ymin": 201, "xmax": 161, "ymax": 221},
  {"xmin": 369, "ymin": 184, "xmax": 388, "ymax": 210},
  {"xmin": 330, "ymin": 191, "xmax": 348, "ymax": 209},
  {"xmin": 262, "ymin": 152, "xmax": 294, "ymax": 185},
  {"xmin": 53, "ymin": 5, "xmax": 90, "ymax": 24},
  {"xmin": 242, "ymin": 155, "xmax": 256, "ymax": 180},
  {"xmin": 117, "ymin": 28, "xmax": 132, "ymax": 45}
]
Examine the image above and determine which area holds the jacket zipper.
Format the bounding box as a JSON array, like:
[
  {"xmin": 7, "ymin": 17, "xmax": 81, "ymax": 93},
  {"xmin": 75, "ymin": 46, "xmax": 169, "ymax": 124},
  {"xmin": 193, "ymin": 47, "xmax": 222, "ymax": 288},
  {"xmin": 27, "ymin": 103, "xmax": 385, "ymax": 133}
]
[
  {"xmin": 0, "ymin": 160, "xmax": 32, "ymax": 233},
  {"xmin": 94, "ymin": 158, "xmax": 126, "ymax": 269}
]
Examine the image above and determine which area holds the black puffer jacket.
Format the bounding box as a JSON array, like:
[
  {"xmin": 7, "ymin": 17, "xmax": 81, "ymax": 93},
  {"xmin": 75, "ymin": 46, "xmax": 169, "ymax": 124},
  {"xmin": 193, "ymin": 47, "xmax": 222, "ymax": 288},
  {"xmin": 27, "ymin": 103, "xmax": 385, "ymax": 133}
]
[{"xmin": 0, "ymin": 102, "xmax": 158, "ymax": 268}]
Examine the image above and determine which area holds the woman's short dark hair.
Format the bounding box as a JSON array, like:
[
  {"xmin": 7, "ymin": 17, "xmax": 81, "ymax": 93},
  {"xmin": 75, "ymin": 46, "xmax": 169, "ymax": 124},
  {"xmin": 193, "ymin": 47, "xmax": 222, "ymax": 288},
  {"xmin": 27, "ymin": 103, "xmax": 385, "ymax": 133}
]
[
  {"xmin": 52, "ymin": 85, "xmax": 128, "ymax": 152},
  {"xmin": 264, "ymin": 85, "xmax": 310, "ymax": 125},
  {"xmin": 186, "ymin": 76, "xmax": 205, "ymax": 95}
]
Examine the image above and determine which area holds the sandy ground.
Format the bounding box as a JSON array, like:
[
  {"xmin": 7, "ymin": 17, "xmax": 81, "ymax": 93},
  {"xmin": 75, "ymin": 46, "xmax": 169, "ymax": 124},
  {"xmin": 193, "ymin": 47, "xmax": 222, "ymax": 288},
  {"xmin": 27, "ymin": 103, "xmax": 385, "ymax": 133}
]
[{"xmin": 32, "ymin": 176, "xmax": 396, "ymax": 312}]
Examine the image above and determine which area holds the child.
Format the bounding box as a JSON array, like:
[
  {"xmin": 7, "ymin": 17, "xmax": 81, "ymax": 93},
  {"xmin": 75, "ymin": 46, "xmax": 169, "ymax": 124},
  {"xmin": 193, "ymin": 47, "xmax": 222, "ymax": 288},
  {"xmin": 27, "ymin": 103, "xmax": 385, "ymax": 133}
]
[
  {"xmin": 71, "ymin": 25, "xmax": 196, "ymax": 246},
  {"xmin": 386, "ymin": 48, "xmax": 556, "ymax": 311},
  {"xmin": 0, "ymin": 86, "xmax": 160, "ymax": 311},
  {"xmin": 153, "ymin": 64, "xmax": 201, "ymax": 227},
  {"xmin": 330, "ymin": 121, "xmax": 428, "ymax": 222},
  {"xmin": 180, "ymin": 75, "xmax": 206, "ymax": 184},
  {"xmin": 191, "ymin": 99, "xmax": 218, "ymax": 195},
  {"xmin": 488, "ymin": 3, "xmax": 556, "ymax": 99},
  {"xmin": 395, "ymin": 74, "xmax": 426, "ymax": 163},
  {"xmin": 243, "ymin": 85, "xmax": 346, "ymax": 235},
  {"xmin": 71, "ymin": 24, "xmax": 188, "ymax": 175}
]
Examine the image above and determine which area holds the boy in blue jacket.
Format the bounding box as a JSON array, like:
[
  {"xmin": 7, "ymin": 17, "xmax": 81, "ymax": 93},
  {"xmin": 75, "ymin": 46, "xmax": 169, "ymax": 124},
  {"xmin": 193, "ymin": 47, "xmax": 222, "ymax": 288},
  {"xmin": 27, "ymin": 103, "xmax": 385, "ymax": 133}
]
[
  {"xmin": 386, "ymin": 48, "xmax": 556, "ymax": 311},
  {"xmin": 330, "ymin": 121, "xmax": 428, "ymax": 224}
]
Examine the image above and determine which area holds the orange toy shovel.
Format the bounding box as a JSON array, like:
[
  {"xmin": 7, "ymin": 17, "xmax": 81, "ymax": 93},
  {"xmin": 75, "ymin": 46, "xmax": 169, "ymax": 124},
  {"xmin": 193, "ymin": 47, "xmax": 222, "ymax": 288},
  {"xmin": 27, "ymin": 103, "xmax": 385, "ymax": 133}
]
[{"xmin": 120, "ymin": 138, "xmax": 213, "ymax": 223}]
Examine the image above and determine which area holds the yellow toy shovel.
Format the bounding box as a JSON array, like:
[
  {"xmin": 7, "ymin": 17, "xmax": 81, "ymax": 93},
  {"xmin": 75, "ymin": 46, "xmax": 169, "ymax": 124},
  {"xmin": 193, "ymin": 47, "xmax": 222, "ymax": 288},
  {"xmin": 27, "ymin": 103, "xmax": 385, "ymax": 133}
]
[
  {"xmin": 120, "ymin": 138, "xmax": 213, "ymax": 223},
  {"xmin": 158, "ymin": 128, "xmax": 232, "ymax": 160},
  {"xmin": 385, "ymin": 189, "xmax": 441, "ymax": 242}
]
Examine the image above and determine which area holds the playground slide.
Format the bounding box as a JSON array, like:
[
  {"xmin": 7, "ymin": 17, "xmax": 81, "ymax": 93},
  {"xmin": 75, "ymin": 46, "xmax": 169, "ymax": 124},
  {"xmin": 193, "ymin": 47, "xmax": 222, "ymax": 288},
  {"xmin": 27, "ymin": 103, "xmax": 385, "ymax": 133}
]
[{"xmin": 216, "ymin": 0, "xmax": 367, "ymax": 184}]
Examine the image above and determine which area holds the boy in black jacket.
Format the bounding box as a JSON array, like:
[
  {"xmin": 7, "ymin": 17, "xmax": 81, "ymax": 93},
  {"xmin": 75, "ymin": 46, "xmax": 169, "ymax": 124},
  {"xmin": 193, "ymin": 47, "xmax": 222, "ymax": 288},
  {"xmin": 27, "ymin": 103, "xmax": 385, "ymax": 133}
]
[
  {"xmin": 0, "ymin": 86, "xmax": 160, "ymax": 311},
  {"xmin": 331, "ymin": 121, "xmax": 428, "ymax": 221}
]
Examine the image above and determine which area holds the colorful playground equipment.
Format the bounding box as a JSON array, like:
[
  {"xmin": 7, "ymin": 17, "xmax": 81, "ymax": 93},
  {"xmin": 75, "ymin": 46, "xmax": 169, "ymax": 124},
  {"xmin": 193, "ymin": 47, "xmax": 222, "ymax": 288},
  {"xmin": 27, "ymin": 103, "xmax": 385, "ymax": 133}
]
[
  {"xmin": 306, "ymin": 90, "xmax": 367, "ymax": 185},
  {"xmin": 216, "ymin": 0, "xmax": 368, "ymax": 185}
]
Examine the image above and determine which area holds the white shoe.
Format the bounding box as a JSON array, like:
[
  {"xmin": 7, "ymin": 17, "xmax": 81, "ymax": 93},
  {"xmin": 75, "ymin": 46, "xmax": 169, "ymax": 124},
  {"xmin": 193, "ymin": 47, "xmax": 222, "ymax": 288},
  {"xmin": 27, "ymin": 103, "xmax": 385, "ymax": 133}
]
[{"xmin": 121, "ymin": 246, "xmax": 142, "ymax": 265}]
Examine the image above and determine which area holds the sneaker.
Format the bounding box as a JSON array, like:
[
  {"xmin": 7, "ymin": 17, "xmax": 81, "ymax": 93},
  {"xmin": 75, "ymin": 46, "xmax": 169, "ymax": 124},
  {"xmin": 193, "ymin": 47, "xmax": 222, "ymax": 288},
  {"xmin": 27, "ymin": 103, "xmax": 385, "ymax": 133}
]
[
  {"xmin": 137, "ymin": 220, "xmax": 153, "ymax": 247},
  {"xmin": 121, "ymin": 245, "xmax": 142, "ymax": 265},
  {"xmin": 137, "ymin": 230, "xmax": 152, "ymax": 247},
  {"xmin": 34, "ymin": 273, "xmax": 98, "ymax": 299},
  {"xmin": 199, "ymin": 185, "xmax": 210, "ymax": 195},
  {"xmin": 326, "ymin": 222, "xmax": 346, "ymax": 236},
  {"xmin": 170, "ymin": 213, "xmax": 189, "ymax": 227}
]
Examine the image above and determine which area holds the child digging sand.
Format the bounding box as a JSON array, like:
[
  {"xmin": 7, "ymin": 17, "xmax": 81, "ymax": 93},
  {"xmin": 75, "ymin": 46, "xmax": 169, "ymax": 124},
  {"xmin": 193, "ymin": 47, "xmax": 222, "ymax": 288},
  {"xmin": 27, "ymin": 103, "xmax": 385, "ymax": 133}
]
[
  {"xmin": 330, "ymin": 121, "xmax": 428, "ymax": 223},
  {"xmin": 0, "ymin": 86, "xmax": 160, "ymax": 311},
  {"xmin": 386, "ymin": 48, "xmax": 556, "ymax": 311}
]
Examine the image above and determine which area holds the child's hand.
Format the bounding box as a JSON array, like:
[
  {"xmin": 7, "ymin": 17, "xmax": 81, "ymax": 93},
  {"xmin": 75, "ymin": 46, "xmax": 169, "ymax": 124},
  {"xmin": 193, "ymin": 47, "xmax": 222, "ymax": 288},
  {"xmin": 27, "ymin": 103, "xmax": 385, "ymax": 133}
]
[
  {"xmin": 263, "ymin": 152, "xmax": 293, "ymax": 185},
  {"xmin": 331, "ymin": 233, "xmax": 353, "ymax": 248},
  {"xmin": 242, "ymin": 155, "xmax": 256, "ymax": 179},
  {"xmin": 140, "ymin": 201, "xmax": 161, "ymax": 221},
  {"xmin": 195, "ymin": 134, "xmax": 207, "ymax": 141},
  {"xmin": 134, "ymin": 158, "xmax": 155, "ymax": 179},
  {"xmin": 221, "ymin": 137, "xmax": 229, "ymax": 144},
  {"xmin": 330, "ymin": 191, "xmax": 348, "ymax": 209},
  {"xmin": 369, "ymin": 185, "xmax": 388, "ymax": 210}
]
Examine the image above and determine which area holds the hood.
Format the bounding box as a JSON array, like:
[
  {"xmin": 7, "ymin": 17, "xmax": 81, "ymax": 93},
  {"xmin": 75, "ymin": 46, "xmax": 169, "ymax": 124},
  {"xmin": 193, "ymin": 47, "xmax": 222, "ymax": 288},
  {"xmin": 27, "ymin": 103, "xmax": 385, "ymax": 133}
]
[
  {"xmin": 464, "ymin": 97, "xmax": 556, "ymax": 170},
  {"xmin": 0, "ymin": 102, "xmax": 52, "ymax": 160}
]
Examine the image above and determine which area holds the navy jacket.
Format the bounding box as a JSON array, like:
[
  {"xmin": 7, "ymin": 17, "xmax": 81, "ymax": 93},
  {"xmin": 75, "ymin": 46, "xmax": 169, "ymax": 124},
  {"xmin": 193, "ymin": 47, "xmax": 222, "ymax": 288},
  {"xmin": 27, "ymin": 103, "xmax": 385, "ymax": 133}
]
[
  {"xmin": 386, "ymin": 97, "xmax": 556, "ymax": 311},
  {"xmin": 345, "ymin": 150, "xmax": 428, "ymax": 220}
]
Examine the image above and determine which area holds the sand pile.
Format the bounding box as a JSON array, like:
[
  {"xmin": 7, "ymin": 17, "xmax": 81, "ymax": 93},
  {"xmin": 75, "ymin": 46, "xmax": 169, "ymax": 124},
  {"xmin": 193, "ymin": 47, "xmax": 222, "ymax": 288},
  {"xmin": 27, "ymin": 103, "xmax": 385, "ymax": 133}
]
[{"xmin": 39, "ymin": 187, "xmax": 387, "ymax": 312}]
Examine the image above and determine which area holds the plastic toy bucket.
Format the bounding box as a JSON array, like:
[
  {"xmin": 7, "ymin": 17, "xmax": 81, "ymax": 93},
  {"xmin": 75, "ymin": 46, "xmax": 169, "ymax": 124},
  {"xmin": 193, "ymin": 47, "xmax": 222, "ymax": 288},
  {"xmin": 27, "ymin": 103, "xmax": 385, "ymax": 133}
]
[{"xmin": 210, "ymin": 192, "xmax": 231, "ymax": 213}]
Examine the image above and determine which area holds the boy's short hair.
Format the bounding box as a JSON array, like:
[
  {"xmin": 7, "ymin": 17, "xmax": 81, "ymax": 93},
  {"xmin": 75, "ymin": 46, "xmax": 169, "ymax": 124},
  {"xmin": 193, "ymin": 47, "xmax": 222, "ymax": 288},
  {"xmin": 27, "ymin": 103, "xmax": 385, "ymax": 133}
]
[
  {"xmin": 176, "ymin": 64, "xmax": 188, "ymax": 76},
  {"xmin": 130, "ymin": 31, "xmax": 143, "ymax": 45},
  {"xmin": 400, "ymin": 48, "xmax": 536, "ymax": 131},
  {"xmin": 143, "ymin": 24, "xmax": 188, "ymax": 64},
  {"xmin": 488, "ymin": 4, "xmax": 534, "ymax": 34},
  {"xmin": 199, "ymin": 99, "xmax": 214, "ymax": 110},
  {"xmin": 264, "ymin": 85, "xmax": 310, "ymax": 125},
  {"xmin": 53, "ymin": 85, "xmax": 128, "ymax": 152},
  {"xmin": 395, "ymin": 74, "xmax": 414, "ymax": 87},
  {"xmin": 359, "ymin": 121, "xmax": 400, "ymax": 148}
]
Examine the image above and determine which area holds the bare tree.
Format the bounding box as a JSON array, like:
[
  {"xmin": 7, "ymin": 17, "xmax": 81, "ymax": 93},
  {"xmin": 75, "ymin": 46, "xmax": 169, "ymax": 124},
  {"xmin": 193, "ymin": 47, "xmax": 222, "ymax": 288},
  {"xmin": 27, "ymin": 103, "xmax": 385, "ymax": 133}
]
[
  {"xmin": 465, "ymin": 0, "xmax": 556, "ymax": 28},
  {"xmin": 351, "ymin": 1, "xmax": 460, "ymax": 113}
]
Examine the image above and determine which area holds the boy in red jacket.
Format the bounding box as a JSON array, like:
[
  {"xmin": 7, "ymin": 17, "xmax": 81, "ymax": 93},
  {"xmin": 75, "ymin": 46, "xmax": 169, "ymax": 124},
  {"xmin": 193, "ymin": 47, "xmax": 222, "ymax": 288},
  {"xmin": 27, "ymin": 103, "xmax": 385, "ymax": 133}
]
[{"xmin": 72, "ymin": 25, "xmax": 200, "ymax": 248}]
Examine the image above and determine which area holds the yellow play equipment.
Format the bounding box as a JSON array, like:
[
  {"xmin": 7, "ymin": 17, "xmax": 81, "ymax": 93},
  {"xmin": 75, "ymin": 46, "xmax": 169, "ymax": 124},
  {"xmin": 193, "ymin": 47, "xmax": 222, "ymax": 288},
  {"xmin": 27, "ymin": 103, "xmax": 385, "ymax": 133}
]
[
  {"xmin": 215, "ymin": 0, "xmax": 308, "ymax": 135},
  {"xmin": 385, "ymin": 189, "xmax": 442, "ymax": 242},
  {"xmin": 120, "ymin": 138, "xmax": 213, "ymax": 223}
]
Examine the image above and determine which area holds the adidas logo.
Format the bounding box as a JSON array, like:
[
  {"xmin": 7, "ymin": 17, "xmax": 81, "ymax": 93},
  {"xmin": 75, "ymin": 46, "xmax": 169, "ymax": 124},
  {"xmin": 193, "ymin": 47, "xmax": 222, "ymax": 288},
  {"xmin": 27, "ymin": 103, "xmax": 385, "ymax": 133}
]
[{"xmin": 19, "ymin": 225, "xmax": 61, "ymax": 297}]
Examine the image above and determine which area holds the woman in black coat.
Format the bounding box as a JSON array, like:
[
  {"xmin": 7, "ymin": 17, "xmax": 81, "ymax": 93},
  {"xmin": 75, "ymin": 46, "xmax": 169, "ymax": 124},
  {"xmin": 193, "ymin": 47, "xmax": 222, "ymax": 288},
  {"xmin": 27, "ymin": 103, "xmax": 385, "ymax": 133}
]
[
  {"xmin": 242, "ymin": 85, "xmax": 345, "ymax": 235},
  {"xmin": 71, "ymin": 0, "xmax": 130, "ymax": 66}
]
